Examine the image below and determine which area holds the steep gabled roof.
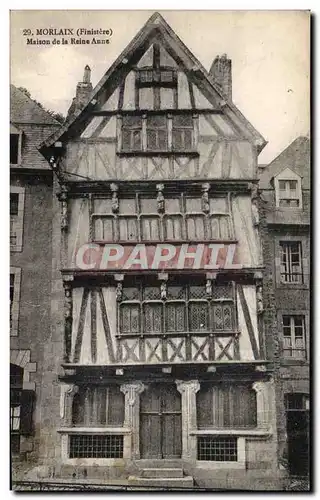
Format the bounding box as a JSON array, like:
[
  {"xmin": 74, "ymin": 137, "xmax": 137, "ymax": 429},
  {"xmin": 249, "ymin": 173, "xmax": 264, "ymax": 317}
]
[
  {"xmin": 39, "ymin": 12, "xmax": 266, "ymax": 157},
  {"xmin": 259, "ymin": 136, "xmax": 310, "ymax": 189},
  {"xmin": 10, "ymin": 84, "xmax": 59, "ymax": 126}
]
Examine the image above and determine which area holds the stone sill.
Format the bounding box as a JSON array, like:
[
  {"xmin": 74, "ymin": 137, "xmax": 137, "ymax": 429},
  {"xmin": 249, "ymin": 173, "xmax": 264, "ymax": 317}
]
[
  {"xmin": 191, "ymin": 428, "xmax": 272, "ymax": 437},
  {"xmin": 57, "ymin": 427, "xmax": 131, "ymax": 434},
  {"xmin": 195, "ymin": 460, "xmax": 245, "ymax": 469}
]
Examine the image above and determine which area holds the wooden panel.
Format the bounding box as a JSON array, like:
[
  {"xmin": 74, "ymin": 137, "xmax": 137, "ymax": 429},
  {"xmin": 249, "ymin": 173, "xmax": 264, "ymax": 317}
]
[
  {"xmin": 232, "ymin": 195, "xmax": 259, "ymax": 267},
  {"xmin": 159, "ymin": 45, "xmax": 178, "ymax": 67},
  {"xmin": 123, "ymin": 71, "xmax": 136, "ymax": 110},
  {"xmin": 160, "ymin": 87, "xmax": 174, "ymax": 109},
  {"xmin": 101, "ymin": 87, "xmax": 120, "ymax": 111},
  {"xmin": 177, "ymin": 72, "xmax": 192, "ymax": 109},
  {"xmin": 192, "ymin": 83, "xmax": 215, "ymax": 109},
  {"xmin": 137, "ymin": 44, "xmax": 154, "ymax": 67},
  {"xmin": 68, "ymin": 198, "xmax": 89, "ymax": 267},
  {"xmin": 139, "ymin": 87, "xmax": 154, "ymax": 110}
]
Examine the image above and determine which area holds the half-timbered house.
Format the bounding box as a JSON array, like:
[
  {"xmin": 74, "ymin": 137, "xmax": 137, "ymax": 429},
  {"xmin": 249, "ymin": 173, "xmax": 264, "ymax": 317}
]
[{"xmin": 38, "ymin": 12, "xmax": 283, "ymax": 489}]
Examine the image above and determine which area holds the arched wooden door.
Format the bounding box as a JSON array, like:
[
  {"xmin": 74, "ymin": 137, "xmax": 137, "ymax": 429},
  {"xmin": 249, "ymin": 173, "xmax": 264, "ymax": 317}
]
[{"xmin": 140, "ymin": 384, "xmax": 182, "ymax": 459}]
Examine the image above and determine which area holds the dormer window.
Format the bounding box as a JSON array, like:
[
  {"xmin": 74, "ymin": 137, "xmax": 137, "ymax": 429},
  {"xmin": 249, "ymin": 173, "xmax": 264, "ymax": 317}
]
[
  {"xmin": 10, "ymin": 125, "xmax": 22, "ymax": 165},
  {"xmin": 278, "ymin": 180, "xmax": 299, "ymax": 207},
  {"xmin": 274, "ymin": 169, "xmax": 302, "ymax": 209}
]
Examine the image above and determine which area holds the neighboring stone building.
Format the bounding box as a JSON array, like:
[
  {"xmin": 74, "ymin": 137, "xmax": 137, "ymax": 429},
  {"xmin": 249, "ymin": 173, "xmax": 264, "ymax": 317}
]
[
  {"xmin": 10, "ymin": 85, "xmax": 60, "ymax": 471},
  {"xmin": 12, "ymin": 12, "xmax": 290, "ymax": 490},
  {"xmin": 259, "ymin": 136, "xmax": 310, "ymax": 478}
]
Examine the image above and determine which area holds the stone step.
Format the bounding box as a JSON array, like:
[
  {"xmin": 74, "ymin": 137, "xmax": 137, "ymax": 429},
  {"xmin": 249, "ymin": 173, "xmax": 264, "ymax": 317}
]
[
  {"xmin": 128, "ymin": 476, "xmax": 194, "ymax": 489},
  {"xmin": 141, "ymin": 468, "xmax": 184, "ymax": 478},
  {"xmin": 135, "ymin": 459, "xmax": 182, "ymax": 469}
]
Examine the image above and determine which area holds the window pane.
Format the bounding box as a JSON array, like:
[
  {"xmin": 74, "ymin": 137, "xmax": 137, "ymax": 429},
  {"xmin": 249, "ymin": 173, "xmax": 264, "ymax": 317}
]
[
  {"xmin": 147, "ymin": 115, "xmax": 166, "ymax": 128},
  {"xmin": 122, "ymin": 286, "xmax": 140, "ymax": 301},
  {"xmin": 172, "ymin": 129, "xmax": 192, "ymax": 150},
  {"xmin": 167, "ymin": 286, "xmax": 185, "ymax": 300},
  {"xmin": 166, "ymin": 303, "xmax": 186, "ymax": 332},
  {"xmin": 173, "ymin": 115, "xmax": 193, "ymax": 127},
  {"xmin": 160, "ymin": 70, "xmax": 174, "ymax": 83},
  {"xmin": 197, "ymin": 385, "xmax": 257, "ymax": 429},
  {"xmin": 189, "ymin": 302, "xmax": 209, "ymax": 331},
  {"xmin": 279, "ymin": 180, "xmax": 286, "ymax": 190},
  {"xmin": 10, "ymin": 193, "xmax": 19, "ymax": 216},
  {"xmin": 143, "ymin": 303, "xmax": 163, "ymax": 333},
  {"xmin": 282, "ymin": 316, "xmax": 290, "ymax": 326},
  {"xmin": 120, "ymin": 304, "xmax": 140, "ymax": 333},
  {"xmin": 133, "ymin": 130, "xmax": 141, "ymax": 149},
  {"xmin": 289, "ymin": 180, "xmax": 298, "ymax": 191},
  {"xmin": 212, "ymin": 303, "xmax": 234, "ymax": 331},
  {"xmin": 147, "ymin": 129, "xmax": 167, "ymax": 150},
  {"xmin": 143, "ymin": 286, "xmax": 161, "ymax": 300},
  {"xmin": 122, "ymin": 116, "xmax": 142, "ymax": 128}
]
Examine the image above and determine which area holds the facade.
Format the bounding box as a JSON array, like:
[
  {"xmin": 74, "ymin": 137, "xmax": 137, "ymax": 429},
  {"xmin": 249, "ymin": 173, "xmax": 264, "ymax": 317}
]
[
  {"xmin": 259, "ymin": 137, "xmax": 310, "ymax": 478},
  {"xmin": 10, "ymin": 86, "xmax": 60, "ymax": 471},
  {"xmin": 12, "ymin": 12, "xmax": 291, "ymax": 490}
]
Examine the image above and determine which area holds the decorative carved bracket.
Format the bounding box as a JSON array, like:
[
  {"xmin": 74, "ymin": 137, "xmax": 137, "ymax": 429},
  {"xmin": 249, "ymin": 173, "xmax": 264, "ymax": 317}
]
[
  {"xmin": 158, "ymin": 272, "xmax": 168, "ymax": 300},
  {"xmin": 201, "ymin": 183, "xmax": 210, "ymax": 214},
  {"xmin": 156, "ymin": 183, "xmax": 165, "ymax": 213},
  {"xmin": 63, "ymin": 278, "xmax": 73, "ymax": 363},
  {"xmin": 110, "ymin": 183, "xmax": 119, "ymax": 213},
  {"xmin": 57, "ymin": 184, "xmax": 69, "ymax": 231},
  {"xmin": 114, "ymin": 274, "xmax": 124, "ymax": 302}
]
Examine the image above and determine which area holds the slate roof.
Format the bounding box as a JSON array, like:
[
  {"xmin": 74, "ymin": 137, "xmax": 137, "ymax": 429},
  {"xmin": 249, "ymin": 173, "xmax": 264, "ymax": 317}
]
[
  {"xmin": 10, "ymin": 84, "xmax": 60, "ymax": 170},
  {"xmin": 259, "ymin": 136, "xmax": 310, "ymax": 190},
  {"xmin": 10, "ymin": 84, "xmax": 59, "ymax": 126}
]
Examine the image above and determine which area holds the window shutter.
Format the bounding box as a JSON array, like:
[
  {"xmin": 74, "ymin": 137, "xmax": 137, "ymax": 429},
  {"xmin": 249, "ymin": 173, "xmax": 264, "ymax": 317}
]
[{"xmin": 20, "ymin": 390, "xmax": 35, "ymax": 435}]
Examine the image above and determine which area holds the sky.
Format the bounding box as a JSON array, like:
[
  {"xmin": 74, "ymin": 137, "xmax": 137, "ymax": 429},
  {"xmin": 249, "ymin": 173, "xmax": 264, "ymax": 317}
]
[{"xmin": 10, "ymin": 10, "xmax": 310, "ymax": 163}]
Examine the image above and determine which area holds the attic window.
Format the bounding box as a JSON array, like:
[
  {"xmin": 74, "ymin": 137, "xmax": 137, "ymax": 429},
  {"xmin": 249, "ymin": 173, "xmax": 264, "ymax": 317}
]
[
  {"xmin": 275, "ymin": 172, "xmax": 302, "ymax": 209},
  {"xmin": 136, "ymin": 68, "xmax": 177, "ymax": 87}
]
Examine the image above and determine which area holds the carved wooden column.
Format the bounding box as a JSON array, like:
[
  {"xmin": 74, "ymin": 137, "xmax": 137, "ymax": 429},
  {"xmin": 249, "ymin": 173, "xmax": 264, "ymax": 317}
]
[
  {"xmin": 63, "ymin": 276, "xmax": 73, "ymax": 363},
  {"xmin": 120, "ymin": 382, "xmax": 146, "ymax": 459},
  {"xmin": 252, "ymin": 379, "xmax": 275, "ymax": 429},
  {"xmin": 176, "ymin": 380, "xmax": 200, "ymax": 461},
  {"xmin": 60, "ymin": 383, "xmax": 79, "ymax": 426}
]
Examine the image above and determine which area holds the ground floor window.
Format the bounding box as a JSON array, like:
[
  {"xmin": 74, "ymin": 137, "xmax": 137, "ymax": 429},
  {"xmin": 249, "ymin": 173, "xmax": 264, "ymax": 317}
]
[
  {"xmin": 69, "ymin": 434, "xmax": 124, "ymax": 459},
  {"xmin": 197, "ymin": 437, "xmax": 237, "ymax": 461},
  {"xmin": 71, "ymin": 385, "xmax": 125, "ymax": 427},
  {"xmin": 197, "ymin": 384, "xmax": 257, "ymax": 428}
]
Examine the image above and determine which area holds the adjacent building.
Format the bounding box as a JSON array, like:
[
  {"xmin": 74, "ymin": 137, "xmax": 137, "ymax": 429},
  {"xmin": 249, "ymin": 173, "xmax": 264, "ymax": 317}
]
[
  {"xmin": 10, "ymin": 85, "xmax": 60, "ymax": 471},
  {"xmin": 259, "ymin": 136, "xmax": 310, "ymax": 478}
]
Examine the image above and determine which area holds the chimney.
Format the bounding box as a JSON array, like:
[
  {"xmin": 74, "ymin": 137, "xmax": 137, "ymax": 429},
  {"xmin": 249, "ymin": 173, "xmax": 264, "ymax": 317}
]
[
  {"xmin": 209, "ymin": 54, "xmax": 232, "ymax": 101},
  {"xmin": 66, "ymin": 65, "xmax": 93, "ymax": 120}
]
